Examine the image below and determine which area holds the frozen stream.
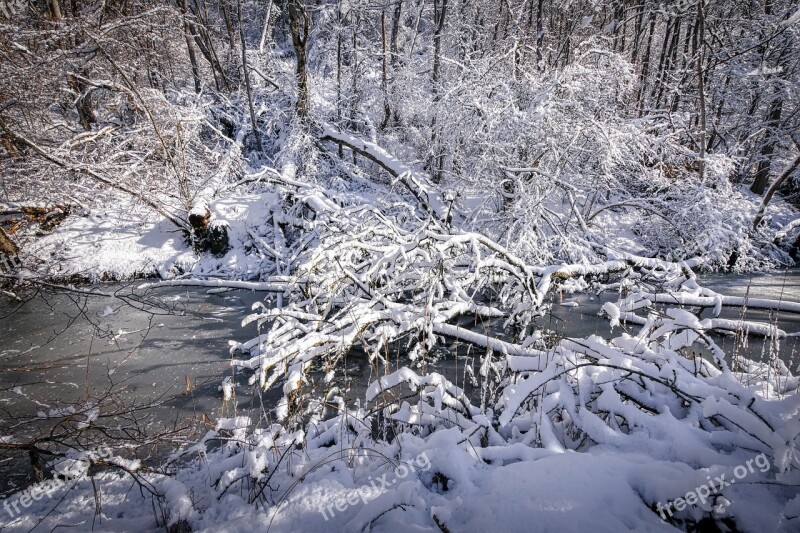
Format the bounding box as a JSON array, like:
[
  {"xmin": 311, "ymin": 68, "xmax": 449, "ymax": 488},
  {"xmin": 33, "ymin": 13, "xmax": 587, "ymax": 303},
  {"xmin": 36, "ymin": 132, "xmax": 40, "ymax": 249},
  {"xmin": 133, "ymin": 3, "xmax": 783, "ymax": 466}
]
[{"xmin": 0, "ymin": 270, "xmax": 799, "ymax": 495}]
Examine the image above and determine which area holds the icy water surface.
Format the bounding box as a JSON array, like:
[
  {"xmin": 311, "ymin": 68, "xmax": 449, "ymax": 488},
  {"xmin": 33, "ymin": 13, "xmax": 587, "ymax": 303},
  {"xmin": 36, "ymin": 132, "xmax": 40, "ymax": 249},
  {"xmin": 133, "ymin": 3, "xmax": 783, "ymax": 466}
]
[{"xmin": 0, "ymin": 270, "xmax": 798, "ymax": 494}]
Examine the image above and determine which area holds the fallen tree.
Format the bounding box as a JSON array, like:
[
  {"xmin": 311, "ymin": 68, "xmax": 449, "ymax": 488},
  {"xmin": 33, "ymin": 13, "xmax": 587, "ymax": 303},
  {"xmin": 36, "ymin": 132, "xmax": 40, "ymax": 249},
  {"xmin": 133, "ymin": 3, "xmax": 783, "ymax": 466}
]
[{"xmin": 320, "ymin": 124, "xmax": 453, "ymax": 224}]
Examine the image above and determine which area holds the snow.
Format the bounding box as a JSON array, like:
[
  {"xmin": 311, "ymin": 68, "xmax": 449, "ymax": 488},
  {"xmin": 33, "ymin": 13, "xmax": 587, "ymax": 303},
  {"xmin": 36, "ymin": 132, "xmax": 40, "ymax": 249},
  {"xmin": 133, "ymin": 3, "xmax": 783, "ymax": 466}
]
[
  {"xmin": 10, "ymin": 174, "xmax": 795, "ymax": 532},
  {"xmin": 321, "ymin": 124, "xmax": 450, "ymax": 222},
  {"xmin": 446, "ymin": 453, "xmax": 677, "ymax": 532},
  {"xmin": 21, "ymin": 205, "xmax": 189, "ymax": 281},
  {"xmin": 4, "ymin": 11, "xmax": 800, "ymax": 532},
  {"xmin": 219, "ymin": 376, "xmax": 235, "ymax": 401},
  {"xmin": 4, "ymin": 417, "xmax": 798, "ymax": 532}
]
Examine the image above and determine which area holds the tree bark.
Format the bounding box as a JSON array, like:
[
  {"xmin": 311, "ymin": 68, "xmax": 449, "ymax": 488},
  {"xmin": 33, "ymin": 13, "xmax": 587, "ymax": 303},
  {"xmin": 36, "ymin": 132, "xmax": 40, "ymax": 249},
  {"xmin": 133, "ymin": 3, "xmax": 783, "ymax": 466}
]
[
  {"xmin": 752, "ymin": 152, "xmax": 800, "ymax": 229},
  {"xmin": 651, "ymin": 15, "xmax": 675, "ymax": 103},
  {"xmin": 751, "ymin": 97, "xmax": 784, "ymax": 194},
  {"xmin": 179, "ymin": 0, "xmax": 202, "ymax": 94},
  {"xmin": 631, "ymin": 0, "xmax": 645, "ymax": 62},
  {"xmin": 380, "ymin": 11, "xmax": 391, "ymax": 129},
  {"xmin": 186, "ymin": 2, "xmax": 230, "ymax": 91},
  {"xmin": 536, "ymin": 0, "xmax": 544, "ymax": 70},
  {"xmin": 220, "ymin": 0, "xmax": 237, "ymax": 50},
  {"xmin": 655, "ymin": 17, "xmax": 682, "ymax": 109},
  {"xmin": 287, "ymin": 0, "xmax": 310, "ymax": 119},
  {"xmin": 695, "ymin": 1, "xmax": 706, "ymax": 181},
  {"xmin": 430, "ymin": 0, "xmax": 448, "ymax": 183},
  {"xmin": 237, "ymin": 0, "xmax": 263, "ymax": 152},
  {"xmin": 336, "ymin": 0, "xmax": 343, "ymax": 156},
  {"xmin": 389, "ymin": 0, "xmax": 402, "ymax": 124},
  {"xmin": 258, "ymin": 0, "xmax": 274, "ymax": 55},
  {"xmin": 612, "ymin": 0, "xmax": 624, "ymax": 52},
  {"xmin": 637, "ymin": 12, "xmax": 656, "ymax": 114},
  {"xmin": 50, "ymin": 0, "xmax": 62, "ymax": 21}
]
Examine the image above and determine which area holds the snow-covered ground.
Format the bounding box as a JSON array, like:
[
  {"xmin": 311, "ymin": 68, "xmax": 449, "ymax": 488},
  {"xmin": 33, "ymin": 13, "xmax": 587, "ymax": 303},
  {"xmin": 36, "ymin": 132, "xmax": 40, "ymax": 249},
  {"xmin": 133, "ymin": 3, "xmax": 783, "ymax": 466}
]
[
  {"xmin": 3, "ymin": 172, "xmax": 800, "ymax": 533},
  {"xmin": 4, "ymin": 2, "xmax": 800, "ymax": 531},
  {"xmin": 3, "ymin": 399, "xmax": 798, "ymax": 532},
  {"xmin": 14, "ymin": 192, "xmax": 285, "ymax": 281}
]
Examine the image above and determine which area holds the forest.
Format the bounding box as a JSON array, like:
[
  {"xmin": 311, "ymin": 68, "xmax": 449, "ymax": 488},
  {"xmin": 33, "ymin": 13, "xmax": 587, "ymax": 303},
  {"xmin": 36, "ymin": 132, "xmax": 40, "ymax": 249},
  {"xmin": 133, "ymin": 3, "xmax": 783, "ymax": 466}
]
[{"xmin": 1, "ymin": 0, "xmax": 800, "ymax": 531}]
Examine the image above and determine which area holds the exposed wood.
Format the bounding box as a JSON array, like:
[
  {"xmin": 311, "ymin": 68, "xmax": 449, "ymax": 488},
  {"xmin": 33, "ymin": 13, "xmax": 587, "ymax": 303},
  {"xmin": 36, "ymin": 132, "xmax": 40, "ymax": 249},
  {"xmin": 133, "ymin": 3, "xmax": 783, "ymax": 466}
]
[{"xmin": 0, "ymin": 227, "xmax": 19, "ymax": 256}]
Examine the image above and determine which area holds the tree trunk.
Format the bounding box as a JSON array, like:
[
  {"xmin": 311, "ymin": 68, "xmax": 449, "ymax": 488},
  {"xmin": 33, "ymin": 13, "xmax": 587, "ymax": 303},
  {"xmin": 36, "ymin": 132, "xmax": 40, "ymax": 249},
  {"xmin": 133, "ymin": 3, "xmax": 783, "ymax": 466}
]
[
  {"xmin": 612, "ymin": 0, "xmax": 624, "ymax": 52},
  {"xmin": 237, "ymin": 0, "xmax": 263, "ymax": 151},
  {"xmin": 179, "ymin": 0, "xmax": 202, "ymax": 94},
  {"xmin": 651, "ymin": 15, "xmax": 675, "ymax": 103},
  {"xmin": 389, "ymin": 0, "xmax": 402, "ymax": 124},
  {"xmin": 186, "ymin": 2, "xmax": 230, "ymax": 91},
  {"xmin": 258, "ymin": 0, "xmax": 274, "ymax": 55},
  {"xmin": 380, "ymin": 11, "xmax": 391, "ymax": 130},
  {"xmin": 694, "ymin": 0, "xmax": 706, "ymax": 181},
  {"xmin": 637, "ymin": 12, "xmax": 656, "ymax": 114},
  {"xmin": 220, "ymin": 0, "xmax": 237, "ymax": 50},
  {"xmin": 536, "ymin": 0, "xmax": 544, "ymax": 70},
  {"xmin": 351, "ymin": 21, "xmax": 359, "ymax": 164},
  {"xmin": 50, "ymin": 0, "xmax": 62, "ymax": 21},
  {"xmin": 336, "ymin": 0, "xmax": 343, "ymax": 157},
  {"xmin": 287, "ymin": 0, "xmax": 310, "ymax": 119},
  {"xmin": 752, "ymin": 152, "xmax": 800, "ymax": 229},
  {"xmin": 431, "ymin": 0, "xmax": 449, "ymax": 183},
  {"xmin": 432, "ymin": 0, "xmax": 448, "ymax": 98},
  {"xmin": 655, "ymin": 17, "xmax": 681, "ymax": 109},
  {"xmin": 631, "ymin": 0, "xmax": 645, "ymax": 62},
  {"xmin": 390, "ymin": 1, "xmax": 402, "ymax": 71},
  {"xmin": 751, "ymin": 97, "xmax": 784, "ymax": 194}
]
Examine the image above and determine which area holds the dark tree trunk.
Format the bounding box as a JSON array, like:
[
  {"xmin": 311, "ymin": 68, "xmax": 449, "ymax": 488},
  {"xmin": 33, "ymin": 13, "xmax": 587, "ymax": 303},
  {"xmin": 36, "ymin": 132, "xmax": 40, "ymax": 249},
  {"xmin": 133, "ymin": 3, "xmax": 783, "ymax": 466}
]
[
  {"xmin": 536, "ymin": 0, "xmax": 544, "ymax": 70},
  {"xmin": 388, "ymin": 0, "xmax": 402, "ymax": 124},
  {"xmin": 431, "ymin": 0, "xmax": 449, "ymax": 183},
  {"xmin": 637, "ymin": 12, "xmax": 656, "ymax": 114},
  {"xmin": 751, "ymin": 97, "xmax": 784, "ymax": 194},
  {"xmin": 220, "ymin": 0, "xmax": 237, "ymax": 50},
  {"xmin": 631, "ymin": 0, "xmax": 645, "ymax": 62},
  {"xmin": 50, "ymin": 0, "xmax": 62, "ymax": 21},
  {"xmin": 287, "ymin": 0, "xmax": 310, "ymax": 119},
  {"xmin": 187, "ymin": 1, "xmax": 230, "ymax": 90},
  {"xmin": 336, "ymin": 1, "xmax": 343, "ymax": 156},
  {"xmin": 179, "ymin": 0, "xmax": 202, "ymax": 94},
  {"xmin": 612, "ymin": 0, "xmax": 624, "ymax": 52},
  {"xmin": 237, "ymin": 0, "xmax": 263, "ymax": 151},
  {"xmin": 390, "ymin": 0, "xmax": 402, "ymax": 71},
  {"xmin": 656, "ymin": 17, "xmax": 681, "ymax": 109},
  {"xmin": 694, "ymin": 0, "xmax": 706, "ymax": 181},
  {"xmin": 651, "ymin": 15, "xmax": 675, "ymax": 103},
  {"xmin": 380, "ymin": 11, "xmax": 391, "ymax": 130}
]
